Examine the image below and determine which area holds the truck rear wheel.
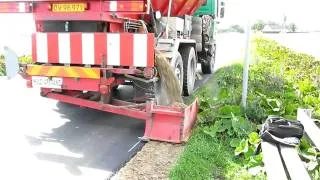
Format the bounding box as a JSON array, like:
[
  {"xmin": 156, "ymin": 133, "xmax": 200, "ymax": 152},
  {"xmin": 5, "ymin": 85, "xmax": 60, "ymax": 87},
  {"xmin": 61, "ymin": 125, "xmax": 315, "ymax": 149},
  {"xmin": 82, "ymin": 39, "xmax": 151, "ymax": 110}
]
[
  {"xmin": 191, "ymin": 34, "xmax": 203, "ymax": 52},
  {"xmin": 170, "ymin": 52, "xmax": 184, "ymax": 94},
  {"xmin": 191, "ymin": 17, "xmax": 203, "ymax": 34},
  {"xmin": 191, "ymin": 17, "xmax": 203, "ymax": 52},
  {"xmin": 201, "ymin": 46, "xmax": 216, "ymax": 74},
  {"xmin": 181, "ymin": 47, "xmax": 196, "ymax": 96}
]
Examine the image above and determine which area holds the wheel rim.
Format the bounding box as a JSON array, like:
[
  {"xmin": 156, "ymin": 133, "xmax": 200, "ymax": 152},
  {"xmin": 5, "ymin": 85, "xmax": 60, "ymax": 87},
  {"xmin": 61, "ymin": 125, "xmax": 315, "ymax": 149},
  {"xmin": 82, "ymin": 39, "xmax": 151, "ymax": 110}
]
[
  {"xmin": 190, "ymin": 58, "xmax": 196, "ymax": 85},
  {"xmin": 175, "ymin": 64, "xmax": 182, "ymax": 86}
]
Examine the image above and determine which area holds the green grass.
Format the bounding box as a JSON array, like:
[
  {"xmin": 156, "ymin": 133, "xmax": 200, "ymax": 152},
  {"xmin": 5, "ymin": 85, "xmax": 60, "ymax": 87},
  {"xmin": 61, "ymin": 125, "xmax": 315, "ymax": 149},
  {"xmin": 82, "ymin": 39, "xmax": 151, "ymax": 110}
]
[
  {"xmin": 0, "ymin": 55, "xmax": 5, "ymax": 76},
  {"xmin": 170, "ymin": 128, "xmax": 264, "ymax": 180},
  {"xmin": 170, "ymin": 66, "xmax": 266, "ymax": 180}
]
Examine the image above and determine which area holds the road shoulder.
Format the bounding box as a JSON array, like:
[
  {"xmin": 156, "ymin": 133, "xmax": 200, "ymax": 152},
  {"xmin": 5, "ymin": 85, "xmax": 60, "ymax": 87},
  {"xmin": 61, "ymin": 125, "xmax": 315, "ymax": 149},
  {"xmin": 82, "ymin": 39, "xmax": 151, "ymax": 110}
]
[{"xmin": 112, "ymin": 142, "xmax": 183, "ymax": 180}]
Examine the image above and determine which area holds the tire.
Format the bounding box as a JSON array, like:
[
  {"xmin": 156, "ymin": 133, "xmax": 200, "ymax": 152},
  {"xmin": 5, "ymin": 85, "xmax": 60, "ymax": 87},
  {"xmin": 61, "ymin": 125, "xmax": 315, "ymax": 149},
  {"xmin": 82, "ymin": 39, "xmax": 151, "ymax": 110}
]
[
  {"xmin": 192, "ymin": 17, "xmax": 203, "ymax": 35},
  {"xmin": 201, "ymin": 45, "xmax": 216, "ymax": 74},
  {"xmin": 190, "ymin": 34, "xmax": 203, "ymax": 52},
  {"xmin": 192, "ymin": 17, "xmax": 202, "ymax": 26},
  {"xmin": 170, "ymin": 52, "xmax": 184, "ymax": 94},
  {"xmin": 181, "ymin": 47, "xmax": 197, "ymax": 96},
  {"xmin": 191, "ymin": 34, "xmax": 202, "ymax": 43},
  {"xmin": 112, "ymin": 85, "xmax": 119, "ymax": 91},
  {"xmin": 191, "ymin": 26, "xmax": 202, "ymax": 35},
  {"xmin": 195, "ymin": 42, "xmax": 203, "ymax": 52}
]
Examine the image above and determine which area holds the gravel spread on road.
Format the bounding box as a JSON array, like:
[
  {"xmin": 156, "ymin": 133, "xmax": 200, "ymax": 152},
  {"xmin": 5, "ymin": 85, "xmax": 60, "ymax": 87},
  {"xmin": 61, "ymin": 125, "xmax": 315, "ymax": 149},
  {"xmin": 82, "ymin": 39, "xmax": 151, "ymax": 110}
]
[{"xmin": 112, "ymin": 141, "xmax": 183, "ymax": 180}]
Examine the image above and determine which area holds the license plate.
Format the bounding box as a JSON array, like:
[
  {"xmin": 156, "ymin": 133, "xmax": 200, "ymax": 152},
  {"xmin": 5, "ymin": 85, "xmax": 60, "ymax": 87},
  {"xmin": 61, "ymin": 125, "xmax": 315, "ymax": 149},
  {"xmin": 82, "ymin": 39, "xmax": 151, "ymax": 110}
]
[
  {"xmin": 52, "ymin": 3, "xmax": 86, "ymax": 13},
  {"xmin": 32, "ymin": 76, "xmax": 63, "ymax": 89}
]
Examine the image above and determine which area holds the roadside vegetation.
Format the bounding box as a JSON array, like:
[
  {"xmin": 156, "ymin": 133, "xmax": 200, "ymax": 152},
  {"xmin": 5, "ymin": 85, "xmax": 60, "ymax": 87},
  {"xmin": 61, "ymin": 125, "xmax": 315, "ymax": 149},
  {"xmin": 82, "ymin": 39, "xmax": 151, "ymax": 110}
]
[
  {"xmin": 170, "ymin": 37, "xmax": 320, "ymax": 179},
  {"xmin": 0, "ymin": 55, "xmax": 32, "ymax": 76},
  {"xmin": 218, "ymin": 24, "xmax": 245, "ymax": 33},
  {"xmin": 0, "ymin": 55, "xmax": 5, "ymax": 76},
  {"xmin": 251, "ymin": 19, "xmax": 298, "ymax": 32}
]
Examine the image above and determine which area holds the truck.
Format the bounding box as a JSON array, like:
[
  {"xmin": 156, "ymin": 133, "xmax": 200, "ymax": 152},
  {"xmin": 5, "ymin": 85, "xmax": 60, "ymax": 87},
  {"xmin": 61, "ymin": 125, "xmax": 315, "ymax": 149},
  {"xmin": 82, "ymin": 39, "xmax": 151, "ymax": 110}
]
[{"xmin": 1, "ymin": 0, "xmax": 225, "ymax": 143}]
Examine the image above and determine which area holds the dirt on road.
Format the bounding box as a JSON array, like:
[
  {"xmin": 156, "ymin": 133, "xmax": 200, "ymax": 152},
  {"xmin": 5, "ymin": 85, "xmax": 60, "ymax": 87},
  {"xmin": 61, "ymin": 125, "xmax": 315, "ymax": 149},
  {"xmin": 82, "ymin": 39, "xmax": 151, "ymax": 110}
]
[{"xmin": 112, "ymin": 141, "xmax": 183, "ymax": 180}]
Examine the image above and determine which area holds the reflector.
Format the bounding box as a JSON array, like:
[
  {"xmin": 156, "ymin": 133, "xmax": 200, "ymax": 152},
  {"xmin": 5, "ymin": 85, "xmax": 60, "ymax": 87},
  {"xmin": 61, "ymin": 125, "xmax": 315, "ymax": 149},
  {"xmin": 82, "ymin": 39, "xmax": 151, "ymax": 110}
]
[
  {"xmin": 0, "ymin": 2, "xmax": 31, "ymax": 13},
  {"xmin": 104, "ymin": 1, "xmax": 145, "ymax": 12}
]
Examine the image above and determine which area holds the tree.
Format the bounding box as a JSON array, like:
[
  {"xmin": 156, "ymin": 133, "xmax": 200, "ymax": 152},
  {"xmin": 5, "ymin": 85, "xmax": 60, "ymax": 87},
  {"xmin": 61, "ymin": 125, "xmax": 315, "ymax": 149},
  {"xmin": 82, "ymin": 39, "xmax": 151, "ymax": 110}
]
[
  {"xmin": 266, "ymin": 21, "xmax": 282, "ymax": 29},
  {"xmin": 287, "ymin": 23, "xmax": 297, "ymax": 32},
  {"xmin": 218, "ymin": 25, "xmax": 244, "ymax": 33},
  {"xmin": 251, "ymin": 20, "xmax": 265, "ymax": 31},
  {"xmin": 230, "ymin": 25, "xmax": 244, "ymax": 33}
]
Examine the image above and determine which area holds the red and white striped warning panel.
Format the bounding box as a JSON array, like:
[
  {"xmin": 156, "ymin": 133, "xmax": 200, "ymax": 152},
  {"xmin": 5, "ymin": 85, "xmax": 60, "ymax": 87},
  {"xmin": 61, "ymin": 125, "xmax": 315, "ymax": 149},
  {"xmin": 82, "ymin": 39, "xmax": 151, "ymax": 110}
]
[
  {"xmin": 32, "ymin": 32, "xmax": 155, "ymax": 67},
  {"xmin": 104, "ymin": 1, "xmax": 145, "ymax": 12}
]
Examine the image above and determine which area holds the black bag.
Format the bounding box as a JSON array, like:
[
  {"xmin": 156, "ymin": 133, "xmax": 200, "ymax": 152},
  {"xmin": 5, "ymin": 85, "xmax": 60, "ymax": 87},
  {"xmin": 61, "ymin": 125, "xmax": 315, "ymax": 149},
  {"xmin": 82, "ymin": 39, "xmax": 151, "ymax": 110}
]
[{"xmin": 259, "ymin": 115, "xmax": 304, "ymax": 147}]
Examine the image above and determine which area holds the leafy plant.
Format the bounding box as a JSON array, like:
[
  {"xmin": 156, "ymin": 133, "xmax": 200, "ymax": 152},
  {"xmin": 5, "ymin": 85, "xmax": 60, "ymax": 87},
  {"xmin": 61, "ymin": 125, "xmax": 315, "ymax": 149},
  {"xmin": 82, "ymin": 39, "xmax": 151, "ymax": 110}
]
[
  {"xmin": 195, "ymin": 88, "xmax": 218, "ymax": 125},
  {"xmin": 245, "ymin": 97, "xmax": 267, "ymax": 123},
  {"xmin": 173, "ymin": 37, "xmax": 320, "ymax": 179},
  {"xmin": 201, "ymin": 104, "xmax": 253, "ymax": 139},
  {"xmin": 19, "ymin": 55, "xmax": 33, "ymax": 64},
  {"xmin": 234, "ymin": 132, "xmax": 263, "ymax": 171},
  {"xmin": 0, "ymin": 56, "xmax": 5, "ymax": 76},
  {"xmin": 207, "ymin": 37, "xmax": 320, "ymax": 177},
  {"xmin": 253, "ymin": 37, "xmax": 320, "ymax": 178}
]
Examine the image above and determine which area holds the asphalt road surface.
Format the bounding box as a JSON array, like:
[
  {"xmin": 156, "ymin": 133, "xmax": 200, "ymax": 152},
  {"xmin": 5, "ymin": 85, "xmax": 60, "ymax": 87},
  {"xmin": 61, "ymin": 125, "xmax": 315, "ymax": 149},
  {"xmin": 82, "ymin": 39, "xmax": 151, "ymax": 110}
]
[
  {"xmin": 0, "ymin": 69, "xmax": 212, "ymax": 180},
  {"xmin": 0, "ymin": 77, "xmax": 146, "ymax": 180}
]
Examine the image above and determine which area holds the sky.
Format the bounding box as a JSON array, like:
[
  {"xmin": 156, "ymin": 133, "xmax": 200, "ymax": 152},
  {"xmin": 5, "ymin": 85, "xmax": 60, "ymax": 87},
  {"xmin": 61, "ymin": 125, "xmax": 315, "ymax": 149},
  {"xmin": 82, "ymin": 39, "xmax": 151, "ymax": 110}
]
[
  {"xmin": 0, "ymin": 0, "xmax": 320, "ymax": 54},
  {"xmin": 220, "ymin": 0, "xmax": 320, "ymax": 31},
  {"xmin": 1, "ymin": 0, "xmax": 320, "ymax": 32}
]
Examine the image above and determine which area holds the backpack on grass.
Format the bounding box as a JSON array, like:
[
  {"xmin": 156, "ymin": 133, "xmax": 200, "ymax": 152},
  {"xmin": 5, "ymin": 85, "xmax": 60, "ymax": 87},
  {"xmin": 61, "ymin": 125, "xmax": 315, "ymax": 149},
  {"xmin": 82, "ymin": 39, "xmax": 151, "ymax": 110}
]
[{"xmin": 259, "ymin": 115, "xmax": 304, "ymax": 147}]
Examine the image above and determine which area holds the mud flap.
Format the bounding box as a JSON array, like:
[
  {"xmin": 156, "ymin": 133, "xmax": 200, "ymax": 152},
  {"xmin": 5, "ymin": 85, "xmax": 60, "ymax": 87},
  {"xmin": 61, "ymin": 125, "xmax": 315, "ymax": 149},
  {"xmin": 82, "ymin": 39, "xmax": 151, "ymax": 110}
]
[{"xmin": 144, "ymin": 98, "xmax": 199, "ymax": 143}]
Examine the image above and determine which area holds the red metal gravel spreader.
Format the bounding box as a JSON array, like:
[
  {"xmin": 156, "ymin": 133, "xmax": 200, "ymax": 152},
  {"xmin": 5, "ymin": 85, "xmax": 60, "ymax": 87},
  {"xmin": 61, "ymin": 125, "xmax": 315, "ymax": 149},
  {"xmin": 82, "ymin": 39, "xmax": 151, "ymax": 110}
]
[{"xmin": 40, "ymin": 88, "xmax": 199, "ymax": 143}]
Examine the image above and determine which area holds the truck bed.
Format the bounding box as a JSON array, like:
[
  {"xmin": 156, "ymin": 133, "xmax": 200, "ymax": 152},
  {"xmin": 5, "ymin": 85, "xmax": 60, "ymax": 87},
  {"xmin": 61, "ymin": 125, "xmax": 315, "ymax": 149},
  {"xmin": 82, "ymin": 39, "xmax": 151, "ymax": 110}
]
[{"xmin": 151, "ymin": 0, "xmax": 206, "ymax": 16}]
